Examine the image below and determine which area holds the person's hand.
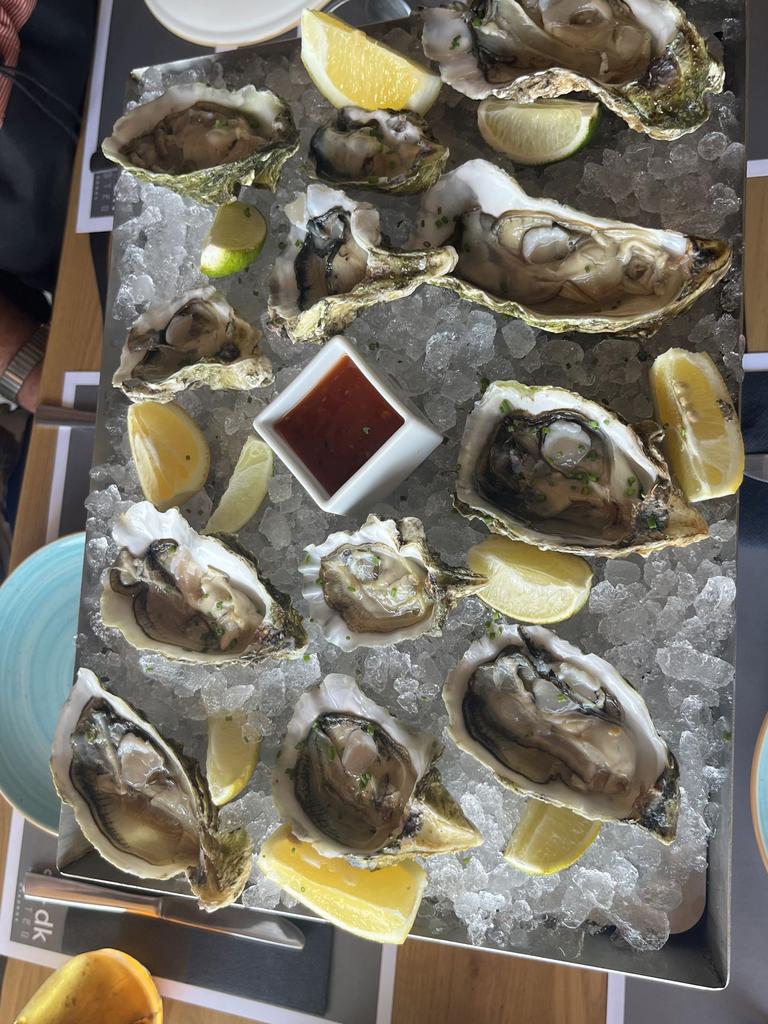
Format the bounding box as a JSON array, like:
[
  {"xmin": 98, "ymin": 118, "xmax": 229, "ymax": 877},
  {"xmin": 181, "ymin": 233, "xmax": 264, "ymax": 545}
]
[{"xmin": 0, "ymin": 292, "xmax": 43, "ymax": 412}]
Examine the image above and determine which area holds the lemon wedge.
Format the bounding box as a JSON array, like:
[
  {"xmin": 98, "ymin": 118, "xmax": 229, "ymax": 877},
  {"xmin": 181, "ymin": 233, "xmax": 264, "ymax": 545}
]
[
  {"xmin": 258, "ymin": 824, "xmax": 426, "ymax": 944},
  {"xmin": 649, "ymin": 348, "xmax": 744, "ymax": 501},
  {"xmin": 14, "ymin": 948, "xmax": 162, "ymax": 1024},
  {"xmin": 504, "ymin": 800, "xmax": 601, "ymax": 876},
  {"xmin": 206, "ymin": 712, "xmax": 261, "ymax": 807},
  {"xmin": 127, "ymin": 400, "xmax": 210, "ymax": 511},
  {"xmin": 467, "ymin": 536, "xmax": 593, "ymax": 624},
  {"xmin": 200, "ymin": 201, "xmax": 268, "ymax": 278},
  {"xmin": 301, "ymin": 9, "xmax": 441, "ymax": 114},
  {"xmin": 478, "ymin": 99, "xmax": 600, "ymax": 165},
  {"xmin": 204, "ymin": 436, "xmax": 273, "ymax": 535}
]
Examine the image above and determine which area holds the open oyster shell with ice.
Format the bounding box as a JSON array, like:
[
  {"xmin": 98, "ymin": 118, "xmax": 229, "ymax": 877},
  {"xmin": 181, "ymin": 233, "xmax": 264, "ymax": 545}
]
[
  {"xmin": 309, "ymin": 107, "xmax": 449, "ymax": 194},
  {"xmin": 410, "ymin": 160, "xmax": 730, "ymax": 336},
  {"xmin": 443, "ymin": 625, "xmax": 680, "ymax": 842},
  {"xmin": 422, "ymin": 0, "xmax": 724, "ymax": 140},
  {"xmin": 268, "ymin": 183, "xmax": 457, "ymax": 343},
  {"xmin": 455, "ymin": 380, "xmax": 708, "ymax": 557},
  {"xmin": 102, "ymin": 83, "xmax": 299, "ymax": 204},
  {"xmin": 273, "ymin": 674, "xmax": 482, "ymax": 864},
  {"xmin": 300, "ymin": 514, "xmax": 486, "ymax": 652},
  {"xmin": 113, "ymin": 287, "xmax": 272, "ymax": 402},
  {"xmin": 101, "ymin": 502, "xmax": 306, "ymax": 664},
  {"xmin": 51, "ymin": 668, "xmax": 254, "ymax": 910}
]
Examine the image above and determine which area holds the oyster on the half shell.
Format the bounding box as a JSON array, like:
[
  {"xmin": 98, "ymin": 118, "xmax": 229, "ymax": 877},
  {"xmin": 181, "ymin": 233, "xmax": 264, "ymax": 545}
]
[
  {"xmin": 410, "ymin": 160, "xmax": 730, "ymax": 336},
  {"xmin": 443, "ymin": 625, "xmax": 680, "ymax": 842},
  {"xmin": 101, "ymin": 502, "xmax": 306, "ymax": 663},
  {"xmin": 51, "ymin": 668, "xmax": 254, "ymax": 910},
  {"xmin": 102, "ymin": 84, "xmax": 299, "ymax": 204},
  {"xmin": 113, "ymin": 287, "xmax": 272, "ymax": 402},
  {"xmin": 455, "ymin": 380, "xmax": 708, "ymax": 557},
  {"xmin": 273, "ymin": 674, "xmax": 482, "ymax": 864},
  {"xmin": 422, "ymin": 0, "xmax": 724, "ymax": 140},
  {"xmin": 309, "ymin": 107, "xmax": 449, "ymax": 194},
  {"xmin": 300, "ymin": 514, "xmax": 486, "ymax": 651},
  {"xmin": 268, "ymin": 183, "xmax": 457, "ymax": 343}
]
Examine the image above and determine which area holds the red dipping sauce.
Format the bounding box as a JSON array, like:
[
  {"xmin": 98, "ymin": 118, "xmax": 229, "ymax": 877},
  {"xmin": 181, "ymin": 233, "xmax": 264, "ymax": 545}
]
[{"xmin": 274, "ymin": 355, "xmax": 404, "ymax": 496}]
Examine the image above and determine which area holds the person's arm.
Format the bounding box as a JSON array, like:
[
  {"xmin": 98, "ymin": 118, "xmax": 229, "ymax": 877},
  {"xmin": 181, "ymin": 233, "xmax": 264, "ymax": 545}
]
[{"xmin": 0, "ymin": 293, "xmax": 44, "ymax": 411}]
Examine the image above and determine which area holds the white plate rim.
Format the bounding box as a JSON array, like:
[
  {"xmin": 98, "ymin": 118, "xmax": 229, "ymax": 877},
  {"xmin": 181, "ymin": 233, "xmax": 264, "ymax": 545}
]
[{"xmin": 143, "ymin": 0, "xmax": 328, "ymax": 47}]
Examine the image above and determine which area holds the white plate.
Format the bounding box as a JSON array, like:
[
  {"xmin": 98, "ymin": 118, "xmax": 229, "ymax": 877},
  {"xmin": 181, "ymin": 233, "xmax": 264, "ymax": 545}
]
[{"xmin": 143, "ymin": 0, "xmax": 327, "ymax": 47}]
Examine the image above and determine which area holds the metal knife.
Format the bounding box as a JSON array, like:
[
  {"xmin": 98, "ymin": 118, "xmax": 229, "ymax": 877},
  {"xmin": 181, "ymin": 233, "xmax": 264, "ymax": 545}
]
[
  {"xmin": 745, "ymin": 453, "xmax": 768, "ymax": 483},
  {"xmin": 36, "ymin": 404, "xmax": 97, "ymax": 428},
  {"xmin": 23, "ymin": 872, "xmax": 305, "ymax": 950}
]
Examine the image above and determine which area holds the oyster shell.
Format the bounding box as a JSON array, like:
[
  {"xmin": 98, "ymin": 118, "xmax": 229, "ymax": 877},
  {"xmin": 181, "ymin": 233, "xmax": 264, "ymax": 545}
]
[
  {"xmin": 102, "ymin": 84, "xmax": 299, "ymax": 204},
  {"xmin": 268, "ymin": 183, "xmax": 457, "ymax": 343},
  {"xmin": 273, "ymin": 674, "xmax": 482, "ymax": 863},
  {"xmin": 309, "ymin": 107, "xmax": 449, "ymax": 194},
  {"xmin": 51, "ymin": 668, "xmax": 254, "ymax": 909},
  {"xmin": 299, "ymin": 514, "xmax": 486, "ymax": 651},
  {"xmin": 443, "ymin": 625, "xmax": 680, "ymax": 842},
  {"xmin": 422, "ymin": 0, "xmax": 724, "ymax": 140},
  {"xmin": 112, "ymin": 287, "xmax": 272, "ymax": 402},
  {"xmin": 101, "ymin": 502, "xmax": 306, "ymax": 663},
  {"xmin": 455, "ymin": 380, "xmax": 708, "ymax": 556},
  {"xmin": 410, "ymin": 160, "xmax": 730, "ymax": 335}
]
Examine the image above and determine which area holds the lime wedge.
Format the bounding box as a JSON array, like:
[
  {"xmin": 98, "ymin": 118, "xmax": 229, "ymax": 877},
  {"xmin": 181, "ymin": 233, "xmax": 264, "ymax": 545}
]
[
  {"xmin": 478, "ymin": 99, "xmax": 600, "ymax": 165},
  {"xmin": 201, "ymin": 201, "xmax": 267, "ymax": 278},
  {"xmin": 204, "ymin": 436, "xmax": 273, "ymax": 535},
  {"xmin": 467, "ymin": 536, "xmax": 593, "ymax": 624},
  {"xmin": 504, "ymin": 799, "xmax": 601, "ymax": 875},
  {"xmin": 206, "ymin": 712, "xmax": 261, "ymax": 807}
]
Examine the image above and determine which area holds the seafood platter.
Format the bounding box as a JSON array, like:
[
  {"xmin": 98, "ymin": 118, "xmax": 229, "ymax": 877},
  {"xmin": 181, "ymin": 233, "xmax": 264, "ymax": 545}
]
[{"xmin": 53, "ymin": 0, "xmax": 744, "ymax": 988}]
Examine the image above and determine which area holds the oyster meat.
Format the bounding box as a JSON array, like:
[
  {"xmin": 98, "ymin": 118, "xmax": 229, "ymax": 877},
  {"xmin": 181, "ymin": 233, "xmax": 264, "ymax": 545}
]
[
  {"xmin": 112, "ymin": 287, "xmax": 272, "ymax": 402},
  {"xmin": 455, "ymin": 379, "xmax": 708, "ymax": 556},
  {"xmin": 51, "ymin": 668, "xmax": 253, "ymax": 910},
  {"xmin": 101, "ymin": 502, "xmax": 306, "ymax": 663},
  {"xmin": 309, "ymin": 107, "xmax": 449, "ymax": 194},
  {"xmin": 300, "ymin": 514, "xmax": 486, "ymax": 651},
  {"xmin": 422, "ymin": 0, "xmax": 724, "ymax": 139},
  {"xmin": 410, "ymin": 160, "xmax": 730, "ymax": 335},
  {"xmin": 273, "ymin": 674, "xmax": 482, "ymax": 863},
  {"xmin": 102, "ymin": 84, "xmax": 299, "ymax": 204},
  {"xmin": 268, "ymin": 183, "xmax": 457, "ymax": 343},
  {"xmin": 443, "ymin": 625, "xmax": 680, "ymax": 841}
]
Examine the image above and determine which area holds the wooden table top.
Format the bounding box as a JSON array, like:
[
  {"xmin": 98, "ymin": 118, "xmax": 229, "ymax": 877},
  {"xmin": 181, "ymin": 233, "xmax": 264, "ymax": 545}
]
[{"xmin": 1, "ymin": 143, "xmax": 763, "ymax": 1024}]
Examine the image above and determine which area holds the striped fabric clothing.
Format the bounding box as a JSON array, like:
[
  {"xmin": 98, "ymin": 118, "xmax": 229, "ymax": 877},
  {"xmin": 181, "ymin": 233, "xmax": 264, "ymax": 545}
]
[{"xmin": 0, "ymin": 0, "xmax": 37, "ymax": 124}]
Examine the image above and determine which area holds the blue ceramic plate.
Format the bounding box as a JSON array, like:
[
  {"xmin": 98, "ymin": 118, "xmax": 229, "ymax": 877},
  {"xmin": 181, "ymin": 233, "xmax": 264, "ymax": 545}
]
[
  {"xmin": 0, "ymin": 532, "xmax": 85, "ymax": 833},
  {"xmin": 751, "ymin": 714, "xmax": 768, "ymax": 873}
]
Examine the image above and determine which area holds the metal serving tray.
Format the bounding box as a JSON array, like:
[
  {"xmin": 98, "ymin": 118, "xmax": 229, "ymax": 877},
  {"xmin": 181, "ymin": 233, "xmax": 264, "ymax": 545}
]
[{"xmin": 61, "ymin": 11, "xmax": 745, "ymax": 989}]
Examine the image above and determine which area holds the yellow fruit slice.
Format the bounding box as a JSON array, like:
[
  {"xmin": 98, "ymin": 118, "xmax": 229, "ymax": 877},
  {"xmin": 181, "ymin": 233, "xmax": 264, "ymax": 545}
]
[
  {"xmin": 127, "ymin": 400, "xmax": 210, "ymax": 512},
  {"xmin": 206, "ymin": 711, "xmax": 261, "ymax": 807},
  {"xmin": 204, "ymin": 436, "xmax": 273, "ymax": 535},
  {"xmin": 504, "ymin": 800, "xmax": 601, "ymax": 876},
  {"xmin": 649, "ymin": 348, "xmax": 744, "ymax": 501},
  {"xmin": 258, "ymin": 824, "xmax": 426, "ymax": 944},
  {"xmin": 467, "ymin": 536, "xmax": 593, "ymax": 624},
  {"xmin": 301, "ymin": 10, "xmax": 441, "ymax": 114},
  {"xmin": 14, "ymin": 948, "xmax": 162, "ymax": 1024},
  {"xmin": 200, "ymin": 201, "xmax": 268, "ymax": 278}
]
